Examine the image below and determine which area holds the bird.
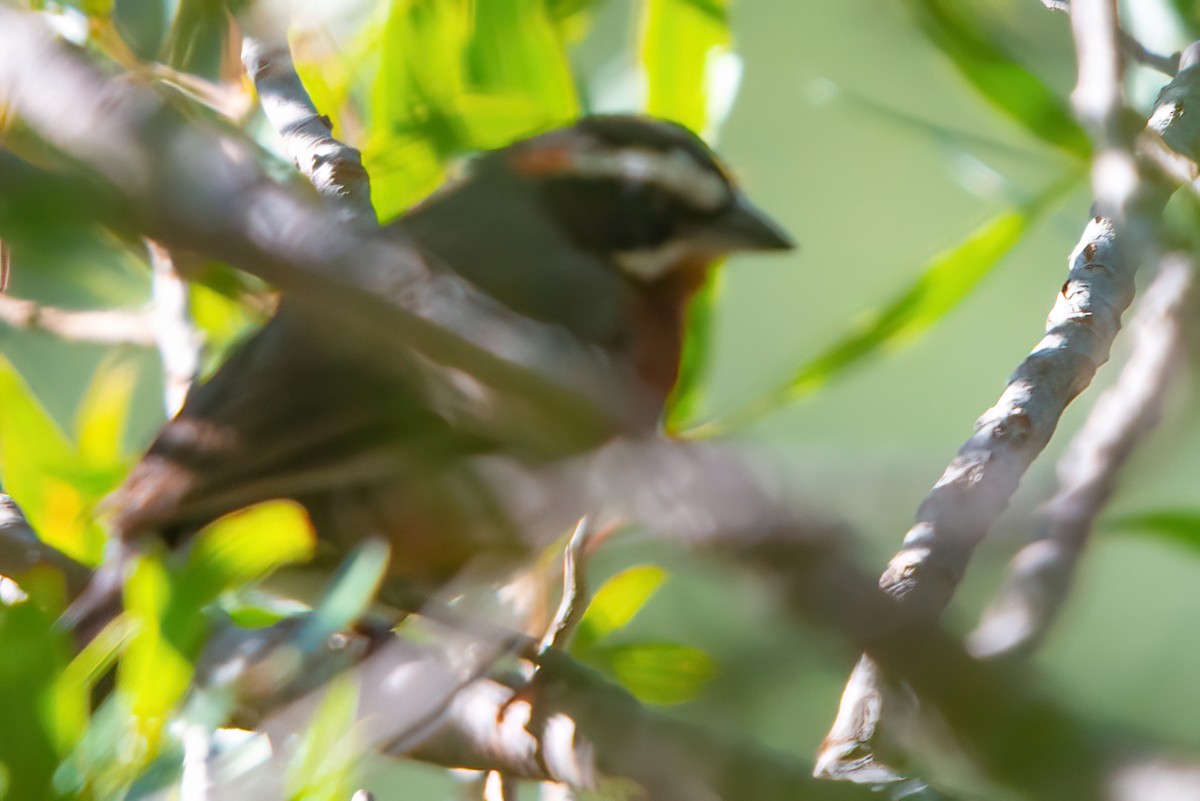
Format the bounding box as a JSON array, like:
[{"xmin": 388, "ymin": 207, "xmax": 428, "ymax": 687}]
[{"xmin": 62, "ymin": 114, "xmax": 793, "ymax": 638}]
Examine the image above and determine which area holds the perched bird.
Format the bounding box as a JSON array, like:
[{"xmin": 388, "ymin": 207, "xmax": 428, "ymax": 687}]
[{"xmin": 64, "ymin": 115, "xmax": 792, "ymax": 635}]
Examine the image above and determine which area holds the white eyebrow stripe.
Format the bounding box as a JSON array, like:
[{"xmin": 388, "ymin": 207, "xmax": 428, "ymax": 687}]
[{"xmin": 567, "ymin": 147, "xmax": 729, "ymax": 211}]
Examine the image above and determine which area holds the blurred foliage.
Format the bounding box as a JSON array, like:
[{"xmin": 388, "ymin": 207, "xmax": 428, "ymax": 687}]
[
  {"xmin": 694, "ymin": 172, "xmax": 1080, "ymax": 434},
  {"xmin": 0, "ymin": 356, "xmax": 138, "ymax": 566},
  {"xmin": 572, "ymin": 564, "xmax": 717, "ymax": 705},
  {"xmin": 4, "ymin": 0, "xmax": 1200, "ymax": 799}
]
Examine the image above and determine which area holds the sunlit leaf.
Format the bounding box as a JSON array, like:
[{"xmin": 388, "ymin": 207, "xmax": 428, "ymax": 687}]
[
  {"xmin": 183, "ymin": 499, "xmax": 316, "ymax": 601},
  {"xmin": 118, "ymin": 501, "xmax": 315, "ymax": 756},
  {"xmin": 590, "ymin": 641, "xmax": 716, "ymax": 705},
  {"xmin": 366, "ymin": 0, "xmax": 579, "ymax": 220},
  {"xmin": 286, "ymin": 674, "xmax": 361, "ymax": 801},
  {"xmin": 1109, "ymin": 509, "xmax": 1200, "ymax": 552},
  {"xmin": 0, "ymin": 602, "xmax": 72, "ymax": 800},
  {"xmin": 75, "ymin": 356, "xmax": 138, "ymax": 465},
  {"xmin": 0, "ymin": 358, "xmax": 88, "ymax": 558},
  {"xmin": 640, "ymin": 0, "xmax": 734, "ymax": 139},
  {"xmin": 574, "ymin": 564, "xmax": 666, "ymax": 653},
  {"xmin": 693, "ymin": 175, "xmax": 1078, "ymax": 435},
  {"xmin": 120, "ymin": 555, "xmax": 192, "ymax": 750},
  {"xmin": 908, "ymin": 0, "xmax": 1090, "ymax": 158}
]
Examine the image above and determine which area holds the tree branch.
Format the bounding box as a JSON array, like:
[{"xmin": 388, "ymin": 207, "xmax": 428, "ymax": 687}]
[
  {"xmin": 970, "ymin": 254, "xmax": 1194, "ymax": 658},
  {"xmin": 0, "ymin": 293, "xmax": 156, "ymax": 346},
  {"xmin": 815, "ymin": 16, "xmax": 1200, "ymax": 787},
  {"xmin": 240, "ymin": 37, "xmax": 377, "ymax": 226}
]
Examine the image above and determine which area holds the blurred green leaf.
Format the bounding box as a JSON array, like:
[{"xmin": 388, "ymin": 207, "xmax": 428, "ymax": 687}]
[
  {"xmin": 589, "ymin": 641, "xmax": 716, "ymax": 705},
  {"xmin": 121, "ymin": 554, "xmax": 192, "ymax": 751},
  {"xmin": 0, "ymin": 357, "xmax": 141, "ymax": 564},
  {"xmin": 286, "ymin": 674, "xmax": 361, "ymax": 801},
  {"xmin": 75, "ymin": 357, "xmax": 138, "ymax": 466},
  {"xmin": 188, "ymin": 281, "xmax": 263, "ymax": 381},
  {"xmin": 908, "ymin": 0, "xmax": 1090, "ymax": 159},
  {"xmin": 183, "ymin": 499, "xmax": 316, "ymax": 599},
  {"xmin": 298, "ymin": 538, "xmax": 390, "ymax": 651},
  {"xmin": 0, "ymin": 602, "xmax": 73, "ymax": 800},
  {"xmin": 366, "ymin": 0, "xmax": 579, "ymax": 220},
  {"xmin": 640, "ymin": 0, "xmax": 733, "ymax": 138},
  {"xmin": 0, "ymin": 358, "xmax": 96, "ymax": 564},
  {"xmin": 574, "ymin": 564, "xmax": 666, "ymax": 653},
  {"xmin": 694, "ymin": 176, "xmax": 1077, "ymax": 436},
  {"xmin": 1109, "ymin": 509, "xmax": 1200, "ymax": 551},
  {"xmin": 118, "ymin": 501, "xmax": 315, "ymax": 754}
]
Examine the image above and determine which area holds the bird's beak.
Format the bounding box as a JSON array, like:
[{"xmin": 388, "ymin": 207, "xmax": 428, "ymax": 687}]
[{"xmin": 700, "ymin": 194, "xmax": 795, "ymax": 252}]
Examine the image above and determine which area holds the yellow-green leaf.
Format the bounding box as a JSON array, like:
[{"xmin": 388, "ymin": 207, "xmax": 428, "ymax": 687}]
[
  {"xmin": 592, "ymin": 641, "xmax": 716, "ymax": 705},
  {"xmin": 574, "ymin": 564, "xmax": 666, "ymax": 652},
  {"xmin": 74, "ymin": 357, "xmax": 138, "ymax": 465},
  {"xmin": 640, "ymin": 0, "xmax": 733, "ymax": 140}
]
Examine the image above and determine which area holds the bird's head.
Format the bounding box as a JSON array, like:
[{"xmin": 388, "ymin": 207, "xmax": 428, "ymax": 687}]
[{"xmin": 477, "ymin": 115, "xmax": 794, "ymax": 282}]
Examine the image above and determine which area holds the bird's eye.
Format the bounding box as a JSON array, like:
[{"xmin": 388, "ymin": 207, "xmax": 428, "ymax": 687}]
[
  {"xmin": 619, "ymin": 183, "xmax": 677, "ymax": 249},
  {"xmin": 539, "ymin": 178, "xmax": 680, "ymax": 254}
]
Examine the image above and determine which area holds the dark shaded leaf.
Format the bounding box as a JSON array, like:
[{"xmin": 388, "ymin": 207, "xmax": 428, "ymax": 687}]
[{"xmin": 909, "ymin": 0, "xmax": 1090, "ymax": 158}]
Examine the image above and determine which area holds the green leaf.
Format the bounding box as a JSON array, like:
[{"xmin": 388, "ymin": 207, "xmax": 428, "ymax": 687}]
[
  {"xmin": 298, "ymin": 538, "xmax": 390, "ymax": 651},
  {"xmin": 0, "ymin": 358, "xmax": 95, "ymax": 563},
  {"xmin": 117, "ymin": 501, "xmax": 316, "ymax": 755},
  {"xmin": 1108, "ymin": 509, "xmax": 1200, "ymax": 551},
  {"xmin": 692, "ymin": 176, "xmax": 1077, "ymax": 436},
  {"xmin": 640, "ymin": 0, "xmax": 734, "ymax": 140},
  {"xmin": 908, "ymin": 0, "xmax": 1090, "ymax": 159},
  {"xmin": 0, "ymin": 602, "xmax": 73, "ymax": 800},
  {"xmin": 287, "ymin": 674, "xmax": 361, "ymax": 801},
  {"xmin": 590, "ymin": 641, "xmax": 716, "ymax": 705},
  {"xmin": 120, "ymin": 554, "xmax": 193, "ymax": 749},
  {"xmin": 74, "ymin": 356, "xmax": 138, "ymax": 466},
  {"xmin": 574, "ymin": 564, "xmax": 666, "ymax": 653},
  {"xmin": 366, "ymin": 0, "xmax": 580, "ymax": 220},
  {"xmin": 182, "ymin": 500, "xmax": 316, "ymax": 601}
]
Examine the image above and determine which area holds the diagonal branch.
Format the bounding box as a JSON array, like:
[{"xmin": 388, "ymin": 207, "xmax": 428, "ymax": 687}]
[
  {"xmin": 240, "ymin": 37, "xmax": 377, "ymax": 226},
  {"xmin": 816, "ymin": 15, "xmax": 1200, "ymax": 787},
  {"xmin": 970, "ymin": 254, "xmax": 1194, "ymax": 659}
]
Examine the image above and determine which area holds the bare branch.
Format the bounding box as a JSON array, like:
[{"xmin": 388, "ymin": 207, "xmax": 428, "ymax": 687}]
[
  {"xmin": 970, "ymin": 255, "xmax": 1194, "ymax": 659},
  {"xmin": 535, "ymin": 517, "xmax": 591, "ymax": 657},
  {"xmin": 240, "ymin": 37, "xmax": 377, "ymax": 226},
  {"xmin": 816, "ymin": 12, "xmax": 1200, "ymax": 786},
  {"xmin": 0, "ymin": 293, "xmax": 156, "ymax": 346}
]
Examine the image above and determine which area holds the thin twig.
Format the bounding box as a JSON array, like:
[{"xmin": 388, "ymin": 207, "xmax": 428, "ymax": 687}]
[
  {"xmin": 535, "ymin": 517, "xmax": 592, "ymax": 657},
  {"xmin": 0, "ymin": 293, "xmax": 156, "ymax": 346},
  {"xmin": 970, "ymin": 255, "xmax": 1194, "ymax": 659}
]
